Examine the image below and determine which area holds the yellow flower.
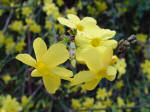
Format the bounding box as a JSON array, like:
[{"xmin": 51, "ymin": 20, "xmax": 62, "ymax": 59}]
[
  {"xmin": 2, "ymin": 74, "xmax": 11, "ymax": 84},
  {"xmin": 43, "ymin": 2, "xmax": 60, "ymax": 19},
  {"xmin": 22, "ymin": 7, "xmax": 33, "ymax": 16},
  {"xmin": 71, "ymin": 53, "xmax": 117, "ymax": 90},
  {"xmin": 58, "ymin": 14, "xmax": 97, "ymax": 32},
  {"xmin": 5, "ymin": 38, "xmax": 15, "ymax": 54},
  {"xmin": 44, "ymin": 0, "xmax": 53, "ymax": 4},
  {"xmin": 45, "ymin": 21, "xmax": 52, "ymax": 30},
  {"xmin": 43, "ymin": 3, "xmax": 56, "ymax": 15},
  {"xmin": 83, "ymin": 97, "xmax": 94, "ymax": 108},
  {"xmin": 87, "ymin": 5, "xmax": 99, "ymax": 16},
  {"xmin": 136, "ymin": 33, "xmax": 147, "ymax": 43},
  {"xmin": 103, "ymin": 98, "xmax": 112, "ymax": 107},
  {"xmin": 25, "ymin": 18, "xmax": 34, "ymax": 26},
  {"xmin": 16, "ymin": 38, "xmax": 73, "ymax": 94},
  {"xmin": 55, "ymin": 24, "xmax": 65, "ymax": 34},
  {"xmin": 57, "ymin": 0, "xmax": 64, "ymax": 7},
  {"xmin": 21, "ymin": 96, "xmax": 33, "ymax": 109},
  {"xmin": 141, "ymin": 59, "xmax": 150, "ymax": 74},
  {"xmin": 94, "ymin": 1, "xmax": 107, "ymax": 12},
  {"xmin": 1, "ymin": 95, "xmax": 22, "ymax": 112},
  {"xmin": 117, "ymin": 97, "xmax": 125, "ymax": 107},
  {"xmin": 115, "ymin": 80, "xmax": 124, "ymax": 89},
  {"xmin": 72, "ymin": 99, "xmax": 81, "ymax": 109},
  {"xmin": 66, "ymin": 8, "xmax": 77, "ymax": 15},
  {"xmin": 115, "ymin": 58, "xmax": 126, "ymax": 79},
  {"xmin": 29, "ymin": 23, "xmax": 41, "ymax": 33},
  {"xmin": 75, "ymin": 25, "xmax": 117, "ymax": 64},
  {"xmin": 15, "ymin": 40, "xmax": 26, "ymax": 53},
  {"xmin": 9, "ymin": 21, "xmax": 23, "ymax": 33},
  {"xmin": 25, "ymin": 18, "xmax": 41, "ymax": 33},
  {"xmin": 96, "ymin": 88, "xmax": 107, "ymax": 100},
  {"xmin": 141, "ymin": 59, "xmax": 150, "ymax": 79}
]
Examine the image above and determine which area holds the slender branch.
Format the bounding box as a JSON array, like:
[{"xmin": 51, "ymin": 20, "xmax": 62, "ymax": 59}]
[
  {"xmin": 27, "ymin": 31, "xmax": 31, "ymax": 53},
  {"xmin": 2, "ymin": 9, "xmax": 14, "ymax": 33}
]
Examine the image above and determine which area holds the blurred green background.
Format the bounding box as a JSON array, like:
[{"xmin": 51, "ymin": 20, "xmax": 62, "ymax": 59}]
[{"xmin": 0, "ymin": 0, "xmax": 150, "ymax": 112}]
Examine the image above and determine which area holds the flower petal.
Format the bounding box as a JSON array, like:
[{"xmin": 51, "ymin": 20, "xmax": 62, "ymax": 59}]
[
  {"xmin": 83, "ymin": 26, "xmax": 116, "ymax": 39},
  {"xmin": 16, "ymin": 54, "xmax": 36, "ymax": 67},
  {"xmin": 71, "ymin": 71, "xmax": 95, "ymax": 86},
  {"xmin": 105, "ymin": 66, "xmax": 117, "ymax": 81},
  {"xmin": 67, "ymin": 14, "xmax": 80, "ymax": 24},
  {"xmin": 82, "ymin": 24, "xmax": 100, "ymax": 38},
  {"xmin": 81, "ymin": 17, "xmax": 97, "ymax": 24},
  {"xmin": 100, "ymin": 29, "xmax": 116, "ymax": 39},
  {"xmin": 78, "ymin": 47, "xmax": 113, "ymax": 72},
  {"xmin": 83, "ymin": 78, "xmax": 100, "ymax": 90},
  {"xmin": 76, "ymin": 48, "xmax": 86, "ymax": 64},
  {"xmin": 102, "ymin": 40, "xmax": 118, "ymax": 49},
  {"xmin": 50, "ymin": 67, "xmax": 73, "ymax": 80},
  {"xmin": 75, "ymin": 33, "xmax": 90, "ymax": 48},
  {"xmin": 31, "ymin": 69, "xmax": 42, "ymax": 77},
  {"xmin": 42, "ymin": 75, "xmax": 60, "ymax": 94},
  {"xmin": 33, "ymin": 38, "xmax": 47, "ymax": 61},
  {"xmin": 58, "ymin": 17, "xmax": 75, "ymax": 28},
  {"xmin": 42, "ymin": 43, "xmax": 69, "ymax": 68}
]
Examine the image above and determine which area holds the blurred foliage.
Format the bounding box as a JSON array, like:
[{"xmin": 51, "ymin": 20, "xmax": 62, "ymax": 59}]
[{"xmin": 0, "ymin": 0, "xmax": 150, "ymax": 112}]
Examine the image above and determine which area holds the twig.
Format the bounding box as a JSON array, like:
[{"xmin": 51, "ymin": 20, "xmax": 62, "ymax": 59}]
[
  {"xmin": 2, "ymin": 9, "xmax": 14, "ymax": 33},
  {"xmin": 27, "ymin": 31, "xmax": 31, "ymax": 53}
]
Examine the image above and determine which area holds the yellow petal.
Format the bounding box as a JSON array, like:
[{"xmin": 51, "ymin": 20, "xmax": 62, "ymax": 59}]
[
  {"xmin": 57, "ymin": 17, "xmax": 75, "ymax": 28},
  {"xmin": 82, "ymin": 24, "xmax": 100, "ymax": 37},
  {"xmin": 43, "ymin": 43, "xmax": 69, "ymax": 68},
  {"xmin": 67, "ymin": 14, "xmax": 80, "ymax": 24},
  {"xmin": 71, "ymin": 71, "xmax": 95, "ymax": 86},
  {"xmin": 76, "ymin": 48, "xmax": 86, "ymax": 64},
  {"xmin": 50, "ymin": 67, "xmax": 73, "ymax": 80},
  {"xmin": 105, "ymin": 66, "xmax": 117, "ymax": 81},
  {"xmin": 31, "ymin": 69, "xmax": 42, "ymax": 77},
  {"xmin": 83, "ymin": 78, "xmax": 100, "ymax": 90},
  {"xmin": 16, "ymin": 54, "xmax": 36, "ymax": 67},
  {"xmin": 83, "ymin": 25, "xmax": 116, "ymax": 39},
  {"xmin": 42, "ymin": 75, "xmax": 60, "ymax": 94},
  {"xmin": 33, "ymin": 38, "xmax": 47, "ymax": 61},
  {"xmin": 102, "ymin": 40, "xmax": 118, "ymax": 49},
  {"xmin": 100, "ymin": 29, "xmax": 116, "ymax": 39},
  {"xmin": 78, "ymin": 47, "xmax": 113, "ymax": 72},
  {"xmin": 81, "ymin": 17, "xmax": 97, "ymax": 24},
  {"xmin": 78, "ymin": 48, "xmax": 102, "ymax": 72},
  {"xmin": 75, "ymin": 33, "xmax": 90, "ymax": 48},
  {"xmin": 97, "ymin": 47, "xmax": 113, "ymax": 69}
]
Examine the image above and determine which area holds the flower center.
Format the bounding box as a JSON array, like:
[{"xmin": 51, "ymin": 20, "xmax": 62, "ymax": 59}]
[
  {"xmin": 76, "ymin": 24, "xmax": 84, "ymax": 31},
  {"xmin": 36, "ymin": 61, "xmax": 50, "ymax": 75},
  {"xmin": 90, "ymin": 38, "xmax": 101, "ymax": 47}
]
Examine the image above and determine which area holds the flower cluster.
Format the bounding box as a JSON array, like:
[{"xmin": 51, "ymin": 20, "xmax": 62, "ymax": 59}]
[
  {"xmin": 1, "ymin": 0, "xmax": 150, "ymax": 111},
  {"xmin": 58, "ymin": 14, "xmax": 118, "ymax": 90},
  {"xmin": 16, "ymin": 14, "xmax": 119, "ymax": 94},
  {"xmin": 0, "ymin": 95, "xmax": 33, "ymax": 112}
]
